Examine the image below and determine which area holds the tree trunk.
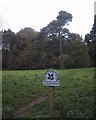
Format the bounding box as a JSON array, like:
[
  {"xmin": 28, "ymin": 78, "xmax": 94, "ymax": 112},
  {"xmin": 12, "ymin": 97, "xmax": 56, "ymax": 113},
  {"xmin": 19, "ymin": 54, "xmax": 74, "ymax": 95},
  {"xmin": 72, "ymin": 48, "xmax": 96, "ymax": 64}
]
[{"xmin": 60, "ymin": 38, "xmax": 64, "ymax": 69}]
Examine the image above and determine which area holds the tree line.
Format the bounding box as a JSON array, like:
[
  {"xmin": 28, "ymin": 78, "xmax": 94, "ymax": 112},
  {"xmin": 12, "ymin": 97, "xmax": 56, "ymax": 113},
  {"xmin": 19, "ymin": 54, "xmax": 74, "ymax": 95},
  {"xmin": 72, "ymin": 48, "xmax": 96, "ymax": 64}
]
[{"xmin": 1, "ymin": 11, "xmax": 96, "ymax": 70}]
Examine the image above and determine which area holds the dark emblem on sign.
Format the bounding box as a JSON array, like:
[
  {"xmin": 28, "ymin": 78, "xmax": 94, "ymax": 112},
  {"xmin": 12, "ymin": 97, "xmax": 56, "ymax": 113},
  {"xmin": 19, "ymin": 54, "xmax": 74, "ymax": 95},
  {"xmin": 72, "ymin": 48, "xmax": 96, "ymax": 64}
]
[{"xmin": 48, "ymin": 74, "xmax": 54, "ymax": 80}]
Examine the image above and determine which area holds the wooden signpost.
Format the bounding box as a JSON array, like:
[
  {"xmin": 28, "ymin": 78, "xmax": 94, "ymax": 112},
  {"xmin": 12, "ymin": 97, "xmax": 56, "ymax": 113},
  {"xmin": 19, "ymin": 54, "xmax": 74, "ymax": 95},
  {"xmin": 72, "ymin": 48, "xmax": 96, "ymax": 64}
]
[{"xmin": 42, "ymin": 69, "xmax": 60, "ymax": 117}]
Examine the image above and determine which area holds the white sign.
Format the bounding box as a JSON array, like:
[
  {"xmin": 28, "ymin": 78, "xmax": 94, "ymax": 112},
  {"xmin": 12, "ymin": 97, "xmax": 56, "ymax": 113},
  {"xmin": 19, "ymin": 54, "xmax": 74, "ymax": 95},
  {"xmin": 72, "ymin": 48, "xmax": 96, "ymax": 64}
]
[{"xmin": 42, "ymin": 70, "xmax": 60, "ymax": 86}]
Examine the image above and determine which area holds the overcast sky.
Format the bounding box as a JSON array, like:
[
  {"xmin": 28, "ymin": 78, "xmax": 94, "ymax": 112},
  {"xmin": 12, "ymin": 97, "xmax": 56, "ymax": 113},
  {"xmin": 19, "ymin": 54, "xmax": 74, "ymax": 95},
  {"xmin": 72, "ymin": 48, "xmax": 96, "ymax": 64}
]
[{"xmin": 0, "ymin": 0, "xmax": 95, "ymax": 37}]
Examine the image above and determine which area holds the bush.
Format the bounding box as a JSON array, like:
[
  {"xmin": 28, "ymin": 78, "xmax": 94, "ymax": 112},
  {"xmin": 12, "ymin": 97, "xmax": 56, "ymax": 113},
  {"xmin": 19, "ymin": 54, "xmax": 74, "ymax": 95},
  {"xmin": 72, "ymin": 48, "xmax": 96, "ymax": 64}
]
[
  {"xmin": 63, "ymin": 55, "xmax": 75, "ymax": 68},
  {"xmin": 53, "ymin": 55, "xmax": 74, "ymax": 69}
]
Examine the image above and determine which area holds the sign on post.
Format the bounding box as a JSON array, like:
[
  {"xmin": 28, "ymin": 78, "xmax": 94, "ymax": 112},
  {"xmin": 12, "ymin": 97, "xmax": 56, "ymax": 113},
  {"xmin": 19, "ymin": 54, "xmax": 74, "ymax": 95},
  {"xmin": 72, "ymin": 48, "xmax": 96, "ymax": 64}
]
[
  {"xmin": 42, "ymin": 69, "xmax": 60, "ymax": 86},
  {"xmin": 42, "ymin": 69, "xmax": 60, "ymax": 117}
]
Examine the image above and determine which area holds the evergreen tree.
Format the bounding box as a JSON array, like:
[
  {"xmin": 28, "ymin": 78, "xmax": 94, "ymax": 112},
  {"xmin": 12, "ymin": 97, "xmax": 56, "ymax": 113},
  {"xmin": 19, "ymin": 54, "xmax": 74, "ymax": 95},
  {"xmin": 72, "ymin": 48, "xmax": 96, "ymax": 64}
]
[{"xmin": 85, "ymin": 15, "xmax": 96, "ymax": 66}]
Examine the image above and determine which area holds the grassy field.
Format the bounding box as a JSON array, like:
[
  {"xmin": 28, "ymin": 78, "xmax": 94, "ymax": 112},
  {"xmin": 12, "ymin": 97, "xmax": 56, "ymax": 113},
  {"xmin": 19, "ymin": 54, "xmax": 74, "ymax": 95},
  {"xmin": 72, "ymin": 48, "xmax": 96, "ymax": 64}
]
[{"xmin": 2, "ymin": 68, "xmax": 95, "ymax": 118}]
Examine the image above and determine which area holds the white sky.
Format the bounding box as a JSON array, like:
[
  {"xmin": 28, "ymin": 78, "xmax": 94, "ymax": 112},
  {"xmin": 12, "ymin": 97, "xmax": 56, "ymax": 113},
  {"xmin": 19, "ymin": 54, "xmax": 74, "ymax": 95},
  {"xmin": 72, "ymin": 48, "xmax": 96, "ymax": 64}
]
[{"xmin": 0, "ymin": 0, "xmax": 95, "ymax": 37}]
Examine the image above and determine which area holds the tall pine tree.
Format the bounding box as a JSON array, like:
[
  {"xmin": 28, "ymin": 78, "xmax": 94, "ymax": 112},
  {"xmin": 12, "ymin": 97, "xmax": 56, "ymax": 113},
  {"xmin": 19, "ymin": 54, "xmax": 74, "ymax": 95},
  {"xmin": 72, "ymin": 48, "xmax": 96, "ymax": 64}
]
[{"xmin": 85, "ymin": 15, "xmax": 96, "ymax": 66}]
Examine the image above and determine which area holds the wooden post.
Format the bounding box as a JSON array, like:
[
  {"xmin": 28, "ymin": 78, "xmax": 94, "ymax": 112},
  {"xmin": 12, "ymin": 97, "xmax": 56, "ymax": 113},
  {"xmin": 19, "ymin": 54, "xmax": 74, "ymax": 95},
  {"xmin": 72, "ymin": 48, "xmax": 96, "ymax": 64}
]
[{"xmin": 49, "ymin": 86, "xmax": 55, "ymax": 117}]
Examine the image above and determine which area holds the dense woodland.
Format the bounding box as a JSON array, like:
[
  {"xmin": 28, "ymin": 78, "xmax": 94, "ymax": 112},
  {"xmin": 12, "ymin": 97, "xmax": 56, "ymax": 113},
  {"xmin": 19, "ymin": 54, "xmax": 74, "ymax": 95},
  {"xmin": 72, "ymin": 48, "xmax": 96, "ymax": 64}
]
[{"xmin": 1, "ymin": 11, "xmax": 96, "ymax": 70}]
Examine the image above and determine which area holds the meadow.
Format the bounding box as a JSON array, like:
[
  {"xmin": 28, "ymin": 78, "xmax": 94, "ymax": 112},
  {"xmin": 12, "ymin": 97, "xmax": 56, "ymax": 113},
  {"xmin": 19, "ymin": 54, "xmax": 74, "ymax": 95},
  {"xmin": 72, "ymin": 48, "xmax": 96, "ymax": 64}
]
[{"xmin": 2, "ymin": 68, "xmax": 95, "ymax": 118}]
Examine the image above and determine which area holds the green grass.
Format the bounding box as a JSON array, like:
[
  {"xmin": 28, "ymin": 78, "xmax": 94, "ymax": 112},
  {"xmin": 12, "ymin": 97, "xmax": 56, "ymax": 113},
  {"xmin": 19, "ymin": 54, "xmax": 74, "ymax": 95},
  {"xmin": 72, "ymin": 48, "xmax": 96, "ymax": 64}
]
[{"xmin": 2, "ymin": 68, "xmax": 95, "ymax": 118}]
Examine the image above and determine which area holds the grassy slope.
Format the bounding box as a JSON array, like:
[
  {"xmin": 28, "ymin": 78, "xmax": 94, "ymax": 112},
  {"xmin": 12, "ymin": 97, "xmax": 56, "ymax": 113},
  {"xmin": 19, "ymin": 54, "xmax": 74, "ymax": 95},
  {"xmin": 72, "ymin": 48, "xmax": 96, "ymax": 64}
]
[
  {"xmin": 2, "ymin": 68, "xmax": 95, "ymax": 118},
  {"xmin": 2, "ymin": 70, "xmax": 46, "ymax": 117}
]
